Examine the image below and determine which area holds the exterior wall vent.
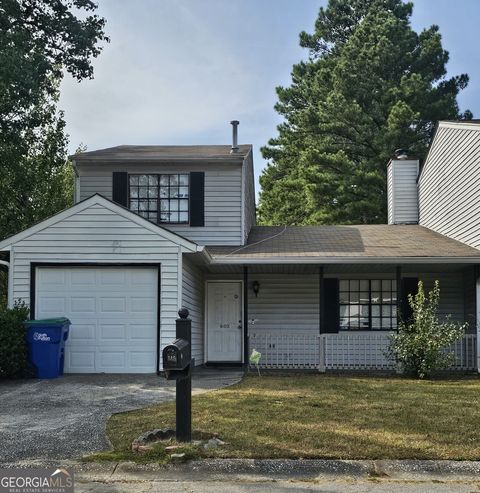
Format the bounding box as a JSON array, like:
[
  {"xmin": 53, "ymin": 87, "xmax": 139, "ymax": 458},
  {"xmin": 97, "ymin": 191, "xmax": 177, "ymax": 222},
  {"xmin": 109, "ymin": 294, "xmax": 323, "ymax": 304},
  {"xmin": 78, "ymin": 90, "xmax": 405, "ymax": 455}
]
[{"xmin": 387, "ymin": 156, "xmax": 419, "ymax": 225}]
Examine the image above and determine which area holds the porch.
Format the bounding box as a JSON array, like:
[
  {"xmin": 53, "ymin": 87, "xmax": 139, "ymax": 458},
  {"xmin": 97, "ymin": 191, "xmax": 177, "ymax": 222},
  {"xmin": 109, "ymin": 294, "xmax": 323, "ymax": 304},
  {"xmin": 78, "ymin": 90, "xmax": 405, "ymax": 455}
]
[{"xmin": 183, "ymin": 257, "xmax": 479, "ymax": 372}]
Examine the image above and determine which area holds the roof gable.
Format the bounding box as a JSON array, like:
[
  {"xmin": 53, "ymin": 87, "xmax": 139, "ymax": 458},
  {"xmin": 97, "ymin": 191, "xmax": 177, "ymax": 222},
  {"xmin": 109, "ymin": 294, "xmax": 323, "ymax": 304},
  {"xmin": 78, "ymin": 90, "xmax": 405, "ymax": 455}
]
[{"xmin": 0, "ymin": 195, "xmax": 201, "ymax": 252}]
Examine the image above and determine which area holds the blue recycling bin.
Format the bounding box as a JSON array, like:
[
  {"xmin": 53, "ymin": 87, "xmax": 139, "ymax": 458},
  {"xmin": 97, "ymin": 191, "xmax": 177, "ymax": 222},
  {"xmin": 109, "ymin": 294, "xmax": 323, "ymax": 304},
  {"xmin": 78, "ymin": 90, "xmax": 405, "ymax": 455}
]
[{"xmin": 25, "ymin": 318, "xmax": 70, "ymax": 379}]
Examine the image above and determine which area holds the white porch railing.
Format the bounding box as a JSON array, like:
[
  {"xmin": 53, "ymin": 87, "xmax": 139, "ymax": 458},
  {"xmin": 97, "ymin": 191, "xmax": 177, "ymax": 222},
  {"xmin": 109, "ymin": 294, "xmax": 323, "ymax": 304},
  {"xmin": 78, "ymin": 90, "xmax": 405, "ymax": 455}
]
[{"xmin": 248, "ymin": 331, "xmax": 477, "ymax": 372}]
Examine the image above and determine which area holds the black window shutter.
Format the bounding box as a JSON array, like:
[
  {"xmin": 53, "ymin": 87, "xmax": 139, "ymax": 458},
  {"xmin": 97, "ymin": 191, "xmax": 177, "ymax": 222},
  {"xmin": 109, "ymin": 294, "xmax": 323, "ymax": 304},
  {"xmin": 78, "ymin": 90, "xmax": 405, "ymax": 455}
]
[
  {"xmin": 321, "ymin": 278, "xmax": 340, "ymax": 333},
  {"xmin": 400, "ymin": 277, "xmax": 418, "ymax": 324},
  {"xmin": 189, "ymin": 172, "xmax": 205, "ymax": 227},
  {"xmin": 112, "ymin": 172, "xmax": 128, "ymax": 207}
]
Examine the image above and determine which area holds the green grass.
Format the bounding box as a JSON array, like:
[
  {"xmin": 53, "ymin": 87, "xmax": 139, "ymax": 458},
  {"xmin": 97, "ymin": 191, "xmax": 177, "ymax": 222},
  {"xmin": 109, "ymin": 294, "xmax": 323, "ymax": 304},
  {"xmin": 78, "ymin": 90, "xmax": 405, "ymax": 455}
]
[{"xmin": 94, "ymin": 375, "xmax": 480, "ymax": 462}]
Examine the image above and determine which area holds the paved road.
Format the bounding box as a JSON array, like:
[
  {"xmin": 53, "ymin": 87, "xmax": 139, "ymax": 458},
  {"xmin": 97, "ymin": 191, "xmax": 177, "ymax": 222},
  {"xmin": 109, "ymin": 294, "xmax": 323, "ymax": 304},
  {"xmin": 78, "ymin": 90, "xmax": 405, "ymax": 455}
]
[
  {"xmin": 0, "ymin": 369, "xmax": 242, "ymax": 464},
  {"xmin": 75, "ymin": 479, "xmax": 480, "ymax": 492}
]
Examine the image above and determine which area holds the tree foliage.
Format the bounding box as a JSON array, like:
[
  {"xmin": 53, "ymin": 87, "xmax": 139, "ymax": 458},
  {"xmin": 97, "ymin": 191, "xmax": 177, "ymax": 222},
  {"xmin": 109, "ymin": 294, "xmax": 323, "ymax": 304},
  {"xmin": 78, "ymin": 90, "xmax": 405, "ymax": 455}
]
[
  {"xmin": 388, "ymin": 280, "xmax": 466, "ymax": 379},
  {"xmin": 259, "ymin": 0, "xmax": 471, "ymax": 225},
  {"xmin": 0, "ymin": 0, "xmax": 108, "ymax": 240}
]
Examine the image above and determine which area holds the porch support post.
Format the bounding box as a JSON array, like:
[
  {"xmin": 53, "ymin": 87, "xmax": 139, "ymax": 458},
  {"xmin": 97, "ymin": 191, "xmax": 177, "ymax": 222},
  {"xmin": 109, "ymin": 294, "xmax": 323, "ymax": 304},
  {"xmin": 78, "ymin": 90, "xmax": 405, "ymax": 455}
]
[
  {"xmin": 396, "ymin": 265, "xmax": 402, "ymax": 326},
  {"xmin": 476, "ymin": 266, "xmax": 480, "ymax": 373},
  {"xmin": 318, "ymin": 266, "xmax": 326, "ymax": 373},
  {"xmin": 243, "ymin": 266, "xmax": 249, "ymax": 365}
]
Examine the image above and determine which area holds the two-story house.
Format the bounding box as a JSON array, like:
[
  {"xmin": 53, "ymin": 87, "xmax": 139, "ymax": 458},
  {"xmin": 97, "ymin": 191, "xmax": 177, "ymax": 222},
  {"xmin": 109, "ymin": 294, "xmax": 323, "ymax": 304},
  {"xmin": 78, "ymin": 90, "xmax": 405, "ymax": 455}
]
[{"xmin": 1, "ymin": 120, "xmax": 480, "ymax": 373}]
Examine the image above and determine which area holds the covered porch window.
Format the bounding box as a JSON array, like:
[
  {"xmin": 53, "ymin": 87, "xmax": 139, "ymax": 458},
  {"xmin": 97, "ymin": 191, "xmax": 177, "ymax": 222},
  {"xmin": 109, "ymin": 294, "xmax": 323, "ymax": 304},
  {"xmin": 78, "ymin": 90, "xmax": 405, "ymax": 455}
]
[{"xmin": 339, "ymin": 279, "xmax": 397, "ymax": 330}]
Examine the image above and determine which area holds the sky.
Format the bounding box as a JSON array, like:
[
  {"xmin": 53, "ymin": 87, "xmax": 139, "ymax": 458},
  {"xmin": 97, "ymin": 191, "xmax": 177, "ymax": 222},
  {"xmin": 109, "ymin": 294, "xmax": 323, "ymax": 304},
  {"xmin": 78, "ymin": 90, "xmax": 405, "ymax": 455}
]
[{"xmin": 59, "ymin": 0, "xmax": 480, "ymax": 197}]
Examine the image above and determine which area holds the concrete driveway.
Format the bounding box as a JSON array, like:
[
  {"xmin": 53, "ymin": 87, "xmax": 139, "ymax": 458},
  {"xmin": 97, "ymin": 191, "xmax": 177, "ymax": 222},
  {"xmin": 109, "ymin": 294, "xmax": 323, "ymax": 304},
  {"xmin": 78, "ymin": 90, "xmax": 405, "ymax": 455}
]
[{"xmin": 0, "ymin": 369, "xmax": 242, "ymax": 465}]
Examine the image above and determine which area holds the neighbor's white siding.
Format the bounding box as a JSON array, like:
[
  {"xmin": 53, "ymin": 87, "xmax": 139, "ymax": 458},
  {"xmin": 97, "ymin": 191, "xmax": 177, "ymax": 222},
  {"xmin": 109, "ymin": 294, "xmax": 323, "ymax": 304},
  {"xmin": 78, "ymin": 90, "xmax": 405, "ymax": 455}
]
[
  {"xmin": 419, "ymin": 122, "xmax": 480, "ymax": 248},
  {"xmin": 387, "ymin": 159, "xmax": 419, "ymax": 224},
  {"xmin": 182, "ymin": 256, "xmax": 205, "ymax": 365},
  {"xmin": 10, "ymin": 202, "xmax": 184, "ymax": 371},
  {"xmin": 77, "ymin": 163, "xmax": 244, "ymax": 246}
]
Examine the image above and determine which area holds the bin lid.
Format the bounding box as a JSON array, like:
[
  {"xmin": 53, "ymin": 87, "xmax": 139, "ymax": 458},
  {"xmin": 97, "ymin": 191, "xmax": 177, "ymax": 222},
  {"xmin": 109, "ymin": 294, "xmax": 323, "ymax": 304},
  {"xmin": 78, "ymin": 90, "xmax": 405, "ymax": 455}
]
[{"xmin": 24, "ymin": 317, "xmax": 71, "ymax": 327}]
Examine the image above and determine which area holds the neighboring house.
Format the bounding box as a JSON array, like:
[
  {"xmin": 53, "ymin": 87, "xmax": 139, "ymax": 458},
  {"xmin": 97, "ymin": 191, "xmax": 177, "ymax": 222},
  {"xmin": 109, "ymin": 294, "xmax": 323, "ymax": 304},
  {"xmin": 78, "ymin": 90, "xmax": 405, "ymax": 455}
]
[{"xmin": 0, "ymin": 120, "xmax": 479, "ymax": 373}]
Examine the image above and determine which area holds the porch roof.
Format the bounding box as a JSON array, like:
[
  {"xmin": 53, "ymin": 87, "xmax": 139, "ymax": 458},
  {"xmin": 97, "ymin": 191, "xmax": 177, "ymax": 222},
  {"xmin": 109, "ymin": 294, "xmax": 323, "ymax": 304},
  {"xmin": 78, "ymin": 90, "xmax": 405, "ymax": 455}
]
[{"xmin": 206, "ymin": 225, "xmax": 480, "ymax": 264}]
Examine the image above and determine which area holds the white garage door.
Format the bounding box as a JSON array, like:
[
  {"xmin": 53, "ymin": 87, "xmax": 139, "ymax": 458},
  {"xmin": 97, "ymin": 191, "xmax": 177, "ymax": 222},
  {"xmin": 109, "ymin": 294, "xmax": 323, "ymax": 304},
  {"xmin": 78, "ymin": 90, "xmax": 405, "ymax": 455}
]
[{"xmin": 35, "ymin": 266, "xmax": 158, "ymax": 373}]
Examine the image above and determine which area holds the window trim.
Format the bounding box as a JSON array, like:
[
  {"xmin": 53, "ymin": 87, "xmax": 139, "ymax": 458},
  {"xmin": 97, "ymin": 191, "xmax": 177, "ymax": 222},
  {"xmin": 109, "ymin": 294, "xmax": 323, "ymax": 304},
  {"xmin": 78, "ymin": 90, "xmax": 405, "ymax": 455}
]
[
  {"xmin": 339, "ymin": 279, "xmax": 397, "ymax": 331},
  {"xmin": 128, "ymin": 173, "xmax": 190, "ymax": 225}
]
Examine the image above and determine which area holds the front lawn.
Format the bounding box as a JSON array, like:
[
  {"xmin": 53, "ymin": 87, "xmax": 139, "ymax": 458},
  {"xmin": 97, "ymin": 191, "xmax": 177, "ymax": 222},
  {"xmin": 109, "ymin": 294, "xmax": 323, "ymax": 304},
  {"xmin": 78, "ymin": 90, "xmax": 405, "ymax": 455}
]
[{"xmin": 95, "ymin": 375, "xmax": 480, "ymax": 461}]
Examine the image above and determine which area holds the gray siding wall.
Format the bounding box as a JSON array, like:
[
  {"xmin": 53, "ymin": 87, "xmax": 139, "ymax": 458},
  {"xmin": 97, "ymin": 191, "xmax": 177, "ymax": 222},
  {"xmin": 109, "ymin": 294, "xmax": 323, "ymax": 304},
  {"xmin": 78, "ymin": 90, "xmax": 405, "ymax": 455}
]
[
  {"xmin": 77, "ymin": 163, "xmax": 244, "ymax": 246},
  {"xmin": 419, "ymin": 123, "xmax": 480, "ymax": 248},
  {"xmin": 182, "ymin": 256, "xmax": 205, "ymax": 365},
  {"xmin": 387, "ymin": 159, "xmax": 419, "ymax": 224},
  {"xmin": 243, "ymin": 152, "xmax": 256, "ymax": 242},
  {"xmin": 9, "ymin": 201, "xmax": 185, "ymax": 371},
  {"xmin": 248, "ymin": 273, "xmax": 320, "ymax": 335}
]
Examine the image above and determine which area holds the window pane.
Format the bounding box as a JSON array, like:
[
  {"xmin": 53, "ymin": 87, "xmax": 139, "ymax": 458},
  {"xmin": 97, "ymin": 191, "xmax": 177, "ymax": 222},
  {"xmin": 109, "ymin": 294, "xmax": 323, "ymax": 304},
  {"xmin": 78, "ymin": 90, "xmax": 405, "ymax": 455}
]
[
  {"xmin": 360, "ymin": 305, "xmax": 369, "ymax": 317},
  {"xmin": 160, "ymin": 187, "xmax": 168, "ymax": 198},
  {"xmin": 382, "ymin": 318, "xmax": 393, "ymax": 329},
  {"xmin": 350, "ymin": 280, "xmax": 359, "ymax": 291},
  {"xmin": 179, "ymin": 211, "xmax": 189, "ymax": 223},
  {"xmin": 349, "ymin": 319, "xmax": 360, "ymax": 329},
  {"xmin": 148, "ymin": 175, "xmax": 158, "ymax": 186},
  {"xmin": 179, "ymin": 174, "xmax": 189, "ymax": 186},
  {"xmin": 160, "ymin": 212, "xmax": 170, "ymax": 221},
  {"xmin": 179, "ymin": 186, "xmax": 189, "ymax": 198},
  {"xmin": 371, "ymin": 291, "xmax": 380, "ymax": 304},
  {"xmin": 350, "ymin": 292, "xmax": 359, "ymax": 304},
  {"xmin": 372, "ymin": 305, "xmax": 380, "ymax": 317},
  {"xmin": 382, "ymin": 280, "xmax": 392, "ymax": 291},
  {"xmin": 138, "ymin": 200, "xmax": 148, "ymax": 211},
  {"xmin": 372, "ymin": 317, "xmax": 381, "ymax": 329},
  {"xmin": 150, "ymin": 213, "xmax": 157, "ymax": 223},
  {"xmin": 169, "ymin": 175, "xmax": 179, "ymax": 186},
  {"xmin": 359, "ymin": 317, "xmax": 369, "ymax": 329},
  {"xmin": 360, "ymin": 291, "xmax": 369, "ymax": 303},
  {"xmin": 160, "ymin": 200, "xmax": 169, "ymax": 211},
  {"xmin": 382, "ymin": 305, "xmax": 391, "ymax": 317},
  {"xmin": 130, "ymin": 200, "xmax": 138, "ymax": 212},
  {"xmin": 170, "ymin": 200, "xmax": 179, "ymax": 212},
  {"xmin": 139, "ymin": 187, "xmax": 148, "ymax": 198},
  {"xmin": 382, "ymin": 293, "xmax": 393, "ymax": 303},
  {"xmin": 179, "ymin": 199, "xmax": 189, "ymax": 211},
  {"xmin": 339, "ymin": 280, "xmax": 348, "ymax": 292},
  {"xmin": 170, "ymin": 211, "xmax": 180, "ymax": 222},
  {"xmin": 349, "ymin": 305, "xmax": 360, "ymax": 317},
  {"xmin": 339, "ymin": 305, "xmax": 348, "ymax": 318},
  {"xmin": 160, "ymin": 175, "xmax": 169, "ymax": 186},
  {"xmin": 169, "ymin": 187, "xmax": 179, "ymax": 198},
  {"xmin": 360, "ymin": 280, "xmax": 369, "ymax": 291},
  {"xmin": 139, "ymin": 175, "xmax": 148, "ymax": 186},
  {"xmin": 339, "ymin": 292, "xmax": 349, "ymax": 304},
  {"xmin": 148, "ymin": 188, "xmax": 157, "ymax": 198},
  {"xmin": 371, "ymin": 280, "xmax": 380, "ymax": 291},
  {"xmin": 130, "ymin": 188, "xmax": 138, "ymax": 198},
  {"xmin": 392, "ymin": 305, "xmax": 397, "ymax": 318},
  {"xmin": 149, "ymin": 200, "xmax": 157, "ymax": 211},
  {"xmin": 340, "ymin": 318, "xmax": 349, "ymax": 328}
]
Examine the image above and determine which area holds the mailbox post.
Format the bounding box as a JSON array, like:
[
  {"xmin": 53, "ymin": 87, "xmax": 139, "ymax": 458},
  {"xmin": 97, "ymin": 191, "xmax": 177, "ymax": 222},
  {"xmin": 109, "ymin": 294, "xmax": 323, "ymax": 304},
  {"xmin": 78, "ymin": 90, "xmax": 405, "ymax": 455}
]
[{"xmin": 162, "ymin": 308, "xmax": 193, "ymax": 442}]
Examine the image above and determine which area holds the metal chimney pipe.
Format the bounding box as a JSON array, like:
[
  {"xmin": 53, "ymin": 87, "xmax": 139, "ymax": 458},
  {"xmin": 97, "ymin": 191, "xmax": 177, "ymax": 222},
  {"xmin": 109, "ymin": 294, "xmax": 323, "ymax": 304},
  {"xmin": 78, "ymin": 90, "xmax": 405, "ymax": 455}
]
[{"xmin": 230, "ymin": 120, "xmax": 239, "ymax": 153}]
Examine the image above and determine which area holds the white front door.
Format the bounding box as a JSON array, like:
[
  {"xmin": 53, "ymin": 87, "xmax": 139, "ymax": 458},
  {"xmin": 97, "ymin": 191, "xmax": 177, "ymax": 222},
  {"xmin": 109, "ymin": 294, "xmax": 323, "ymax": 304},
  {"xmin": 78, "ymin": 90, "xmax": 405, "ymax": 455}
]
[
  {"xmin": 207, "ymin": 282, "xmax": 243, "ymax": 362},
  {"xmin": 35, "ymin": 266, "xmax": 158, "ymax": 373}
]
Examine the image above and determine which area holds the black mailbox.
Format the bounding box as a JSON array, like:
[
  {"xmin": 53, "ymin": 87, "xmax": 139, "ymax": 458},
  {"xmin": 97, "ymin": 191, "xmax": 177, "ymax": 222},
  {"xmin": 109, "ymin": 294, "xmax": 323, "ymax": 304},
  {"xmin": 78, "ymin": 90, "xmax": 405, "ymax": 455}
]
[{"xmin": 163, "ymin": 338, "xmax": 191, "ymax": 370}]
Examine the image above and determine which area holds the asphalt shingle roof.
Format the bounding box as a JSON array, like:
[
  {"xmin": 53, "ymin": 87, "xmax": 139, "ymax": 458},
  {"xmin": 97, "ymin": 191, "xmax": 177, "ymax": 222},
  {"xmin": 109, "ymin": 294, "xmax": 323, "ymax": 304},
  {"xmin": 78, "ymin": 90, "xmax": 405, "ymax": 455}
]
[
  {"xmin": 71, "ymin": 145, "xmax": 251, "ymax": 162},
  {"xmin": 207, "ymin": 225, "xmax": 480, "ymax": 259}
]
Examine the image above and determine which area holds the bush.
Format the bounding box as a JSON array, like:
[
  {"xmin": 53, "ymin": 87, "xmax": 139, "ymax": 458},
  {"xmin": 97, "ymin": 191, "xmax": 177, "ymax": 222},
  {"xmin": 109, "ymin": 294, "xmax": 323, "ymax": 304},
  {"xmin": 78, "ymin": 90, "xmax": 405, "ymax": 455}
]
[
  {"xmin": 0, "ymin": 302, "xmax": 30, "ymax": 378},
  {"xmin": 388, "ymin": 280, "xmax": 466, "ymax": 379}
]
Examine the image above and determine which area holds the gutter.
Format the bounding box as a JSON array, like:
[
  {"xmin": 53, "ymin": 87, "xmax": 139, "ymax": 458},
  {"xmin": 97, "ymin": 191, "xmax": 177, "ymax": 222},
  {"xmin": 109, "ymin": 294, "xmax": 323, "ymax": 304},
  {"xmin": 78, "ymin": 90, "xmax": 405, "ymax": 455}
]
[{"xmin": 207, "ymin": 256, "xmax": 480, "ymax": 265}]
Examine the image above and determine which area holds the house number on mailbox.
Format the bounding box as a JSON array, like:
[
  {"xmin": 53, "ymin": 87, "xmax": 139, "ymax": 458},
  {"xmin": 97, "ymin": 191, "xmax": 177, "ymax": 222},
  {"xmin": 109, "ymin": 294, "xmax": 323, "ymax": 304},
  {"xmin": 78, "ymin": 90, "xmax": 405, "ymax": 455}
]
[{"xmin": 220, "ymin": 324, "xmax": 230, "ymax": 328}]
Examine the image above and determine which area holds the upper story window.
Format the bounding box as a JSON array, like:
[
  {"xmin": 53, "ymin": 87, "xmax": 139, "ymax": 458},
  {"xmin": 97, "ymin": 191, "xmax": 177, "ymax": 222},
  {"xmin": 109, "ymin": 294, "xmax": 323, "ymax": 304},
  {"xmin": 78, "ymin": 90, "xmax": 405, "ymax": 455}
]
[
  {"xmin": 339, "ymin": 280, "xmax": 397, "ymax": 330},
  {"xmin": 129, "ymin": 174, "xmax": 189, "ymax": 224}
]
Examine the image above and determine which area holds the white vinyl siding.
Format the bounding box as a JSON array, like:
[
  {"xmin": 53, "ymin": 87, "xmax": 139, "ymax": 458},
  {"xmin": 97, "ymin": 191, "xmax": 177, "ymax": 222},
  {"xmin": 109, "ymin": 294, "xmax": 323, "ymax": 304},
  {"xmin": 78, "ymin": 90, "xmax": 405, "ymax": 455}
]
[
  {"xmin": 248, "ymin": 273, "xmax": 320, "ymax": 336},
  {"xmin": 387, "ymin": 159, "xmax": 419, "ymax": 224},
  {"xmin": 182, "ymin": 256, "xmax": 205, "ymax": 365},
  {"xmin": 419, "ymin": 122, "xmax": 480, "ymax": 248},
  {"xmin": 77, "ymin": 163, "xmax": 244, "ymax": 246},
  {"xmin": 9, "ymin": 201, "xmax": 187, "ymax": 371}
]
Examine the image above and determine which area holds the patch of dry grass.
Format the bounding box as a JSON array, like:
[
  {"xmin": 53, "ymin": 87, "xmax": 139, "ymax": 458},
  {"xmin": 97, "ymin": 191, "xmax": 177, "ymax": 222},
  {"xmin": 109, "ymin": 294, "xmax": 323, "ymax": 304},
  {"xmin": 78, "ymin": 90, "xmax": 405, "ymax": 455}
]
[{"xmin": 103, "ymin": 375, "xmax": 480, "ymax": 460}]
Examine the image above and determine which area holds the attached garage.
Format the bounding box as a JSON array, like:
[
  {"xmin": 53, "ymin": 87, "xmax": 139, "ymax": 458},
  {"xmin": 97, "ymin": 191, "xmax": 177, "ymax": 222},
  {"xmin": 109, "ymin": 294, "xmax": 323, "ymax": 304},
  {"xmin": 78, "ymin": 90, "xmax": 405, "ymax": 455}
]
[
  {"xmin": 34, "ymin": 265, "xmax": 159, "ymax": 373},
  {"xmin": 0, "ymin": 195, "xmax": 203, "ymax": 374}
]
